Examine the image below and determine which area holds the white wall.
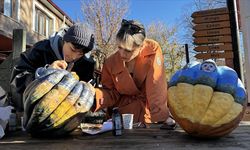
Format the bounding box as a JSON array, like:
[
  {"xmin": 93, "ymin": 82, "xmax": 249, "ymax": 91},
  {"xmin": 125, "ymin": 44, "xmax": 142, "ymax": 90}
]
[{"xmin": 239, "ymin": 0, "xmax": 250, "ymax": 102}]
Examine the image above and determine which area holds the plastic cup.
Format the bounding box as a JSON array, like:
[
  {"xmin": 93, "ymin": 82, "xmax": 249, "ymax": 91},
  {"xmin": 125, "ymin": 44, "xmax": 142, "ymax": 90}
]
[{"xmin": 122, "ymin": 114, "xmax": 134, "ymax": 129}]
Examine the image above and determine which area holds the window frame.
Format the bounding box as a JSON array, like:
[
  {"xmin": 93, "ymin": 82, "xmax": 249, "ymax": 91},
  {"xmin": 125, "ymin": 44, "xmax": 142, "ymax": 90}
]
[
  {"xmin": 15, "ymin": 0, "xmax": 20, "ymax": 21},
  {"xmin": 33, "ymin": 0, "xmax": 55, "ymax": 37}
]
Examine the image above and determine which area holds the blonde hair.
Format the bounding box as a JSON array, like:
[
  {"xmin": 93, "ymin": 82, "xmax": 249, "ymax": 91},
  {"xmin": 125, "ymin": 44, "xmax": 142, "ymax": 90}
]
[{"xmin": 116, "ymin": 19, "xmax": 146, "ymax": 50}]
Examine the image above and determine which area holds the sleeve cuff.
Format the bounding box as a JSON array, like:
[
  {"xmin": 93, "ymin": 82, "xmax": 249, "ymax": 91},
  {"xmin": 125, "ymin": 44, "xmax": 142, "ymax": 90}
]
[{"xmin": 93, "ymin": 88, "xmax": 104, "ymax": 112}]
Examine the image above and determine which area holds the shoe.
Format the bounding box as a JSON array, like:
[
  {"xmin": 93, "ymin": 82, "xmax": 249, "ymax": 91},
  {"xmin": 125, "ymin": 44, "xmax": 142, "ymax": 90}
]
[
  {"xmin": 133, "ymin": 122, "xmax": 150, "ymax": 128},
  {"xmin": 160, "ymin": 122, "xmax": 177, "ymax": 130},
  {"xmin": 160, "ymin": 114, "xmax": 177, "ymax": 130}
]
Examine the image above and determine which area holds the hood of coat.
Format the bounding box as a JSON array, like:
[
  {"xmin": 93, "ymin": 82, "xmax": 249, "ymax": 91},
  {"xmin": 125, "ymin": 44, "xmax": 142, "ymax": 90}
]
[{"xmin": 49, "ymin": 28, "xmax": 68, "ymax": 60}]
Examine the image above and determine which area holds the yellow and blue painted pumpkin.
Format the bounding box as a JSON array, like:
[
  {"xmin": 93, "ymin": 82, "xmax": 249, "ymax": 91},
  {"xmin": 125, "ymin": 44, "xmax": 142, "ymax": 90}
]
[
  {"xmin": 168, "ymin": 59, "xmax": 247, "ymax": 138},
  {"xmin": 23, "ymin": 67, "xmax": 95, "ymax": 136}
]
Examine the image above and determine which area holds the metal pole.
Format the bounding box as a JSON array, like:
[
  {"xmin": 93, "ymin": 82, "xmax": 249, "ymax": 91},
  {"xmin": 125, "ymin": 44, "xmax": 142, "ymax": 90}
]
[
  {"xmin": 239, "ymin": 0, "xmax": 250, "ymax": 103},
  {"xmin": 227, "ymin": 0, "xmax": 243, "ymax": 80},
  {"xmin": 185, "ymin": 44, "xmax": 189, "ymax": 64}
]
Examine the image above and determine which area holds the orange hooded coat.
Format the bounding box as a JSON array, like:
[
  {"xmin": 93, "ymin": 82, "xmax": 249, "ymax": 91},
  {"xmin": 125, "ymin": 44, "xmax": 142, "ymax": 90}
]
[{"xmin": 94, "ymin": 39, "xmax": 169, "ymax": 123}]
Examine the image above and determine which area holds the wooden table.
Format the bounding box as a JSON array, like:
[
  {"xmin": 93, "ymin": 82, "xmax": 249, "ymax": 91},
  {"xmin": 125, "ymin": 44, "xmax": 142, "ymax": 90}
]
[{"xmin": 1, "ymin": 123, "xmax": 250, "ymax": 150}]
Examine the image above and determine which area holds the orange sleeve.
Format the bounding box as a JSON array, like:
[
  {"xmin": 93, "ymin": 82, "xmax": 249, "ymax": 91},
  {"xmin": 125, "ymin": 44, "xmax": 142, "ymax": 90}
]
[
  {"xmin": 145, "ymin": 43, "xmax": 169, "ymax": 122},
  {"xmin": 94, "ymin": 62, "xmax": 120, "ymax": 111}
]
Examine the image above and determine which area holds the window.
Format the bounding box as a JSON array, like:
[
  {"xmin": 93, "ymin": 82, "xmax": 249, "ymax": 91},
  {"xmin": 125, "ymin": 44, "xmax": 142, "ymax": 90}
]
[
  {"xmin": 1, "ymin": 0, "xmax": 20, "ymax": 21},
  {"xmin": 3, "ymin": 0, "xmax": 12, "ymax": 17},
  {"xmin": 35, "ymin": 7, "xmax": 53, "ymax": 37}
]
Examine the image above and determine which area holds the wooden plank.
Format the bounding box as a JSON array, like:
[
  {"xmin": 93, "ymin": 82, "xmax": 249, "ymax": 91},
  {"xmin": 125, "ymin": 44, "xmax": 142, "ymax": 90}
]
[
  {"xmin": 192, "ymin": 7, "xmax": 228, "ymax": 18},
  {"xmin": 193, "ymin": 21, "xmax": 230, "ymax": 31},
  {"xmin": 194, "ymin": 36, "xmax": 232, "ymax": 44},
  {"xmin": 193, "ymin": 14, "xmax": 229, "ymax": 24},
  {"xmin": 1, "ymin": 124, "xmax": 250, "ymax": 149},
  {"xmin": 194, "ymin": 44, "xmax": 233, "ymax": 52},
  {"xmin": 0, "ymin": 53, "xmax": 8, "ymax": 57},
  {"xmin": 0, "ymin": 56, "xmax": 7, "ymax": 61},
  {"xmin": 0, "ymin": 50, "xmax": 13, "ymax": 53},
  {"xmin": 12, "ymin": 29, "xmax": 26, "ymax": 60},
  {"xmin": 195, "ymin": 52, "xmax": 234, "ymax": 59},
  {"xmin": 0, "ymin": 53, "xmax": 8, "ymax": 61},
  {"xmin": 193, "ymin": 28, "xmax": 231, "ymax": 37},
  {"xmin": 1, "ymin": 125, "xmax": 250, "ymax": 149}
]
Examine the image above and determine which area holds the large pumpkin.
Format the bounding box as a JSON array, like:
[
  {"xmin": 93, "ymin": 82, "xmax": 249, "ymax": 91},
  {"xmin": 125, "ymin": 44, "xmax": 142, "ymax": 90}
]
[
  {"xmin": 23, "ymin": 67, "xmax": 95, "ymax": 136},
  {"xmin": 168, "ymin": 59, "xmax": 247, "ymax": 138}
]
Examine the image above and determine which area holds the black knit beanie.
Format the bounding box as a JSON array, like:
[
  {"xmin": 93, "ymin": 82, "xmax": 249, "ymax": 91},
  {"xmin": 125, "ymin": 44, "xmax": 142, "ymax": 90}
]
[{"xmin": 63, "ymin": 23, "xmax": 95, "ymax": 52}]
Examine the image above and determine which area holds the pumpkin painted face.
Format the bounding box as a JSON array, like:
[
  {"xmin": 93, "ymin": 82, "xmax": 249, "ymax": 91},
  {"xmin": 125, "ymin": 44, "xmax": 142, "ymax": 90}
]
[
  {"xmin": 200, "ymin": 60, "xmax": 217, "ymax": 72},
  {"xmin": 168, "ymin": 59, "xmax": 247, "ymax": 138}
]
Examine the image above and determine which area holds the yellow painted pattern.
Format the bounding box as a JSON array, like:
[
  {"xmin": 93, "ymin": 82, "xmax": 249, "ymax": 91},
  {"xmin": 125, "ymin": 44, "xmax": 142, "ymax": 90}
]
[
  {"xmin": 37, "ymin": 86, "xmax": 70, "ymax": 122},
  {"xmin": 175, "ymin": 83, "xmax": 194, "ymax": 119},
  {"xmin": 49, "ymin": 95, "xmax": 77, "ymax": 124},
  {"xmin": 192, "ymin": 84, "xmax": 213, "ymax": 123},
  {"xmin": 53, "ymin": 99, "xmax": 90, "ymax": 127},
  {"xmin": 32, "ymin": 82, "xmax": 54, "ymax": 99},
  {"xmin": 41, "ymin": 87, "xmax": 69, "ymax": 112},
  {"xmin": 168, "ymin": 83, "xmax": 243, "ymax": 127},
  {"xmin": 71, "ymin": 72, "xmax": 79, "ymax": 80},
  {"xmin": 214, "ymin": 102, "xmax": 242, "ymax": 127},
  {"xmin": 200, "ymin": 92, "xmax": 234, "ymax": 125},
  {"xmin": 54, "ymin": 106, "xmax": 77, "ymax": 127},
  {"xmin": 168, "ymin": 86, "xmax": 180, "ymax": 114}
]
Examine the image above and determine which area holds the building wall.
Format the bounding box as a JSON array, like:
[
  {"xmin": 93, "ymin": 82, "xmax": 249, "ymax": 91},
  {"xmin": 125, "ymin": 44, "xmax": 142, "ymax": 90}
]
[
  {"xmin": 0, "ymin": 0, "xmax": 73, "ymax": 93},
  {"xmin": 239, "ymin": 0, "xmax": 250, "ymax": 103},
  {"xmin": 0, "ymin": 0, "xmax": 72, "ymax": 46},
  {"xmin": 19, "ymin": 0, "xmax": 68, "ymax": 45}
]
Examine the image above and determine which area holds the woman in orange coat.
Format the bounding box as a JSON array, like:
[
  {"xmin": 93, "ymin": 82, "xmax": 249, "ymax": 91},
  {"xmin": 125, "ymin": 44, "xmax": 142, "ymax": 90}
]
[{"xmin": 94, "ymin": 19, "xmax": 175, "ymax": 128}]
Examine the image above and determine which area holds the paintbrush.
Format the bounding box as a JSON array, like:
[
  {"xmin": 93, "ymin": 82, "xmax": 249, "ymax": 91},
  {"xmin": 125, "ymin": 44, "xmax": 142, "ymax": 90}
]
[{"xmin": 66, "ymin": 60, "xmax": 76, "ymax": 71}]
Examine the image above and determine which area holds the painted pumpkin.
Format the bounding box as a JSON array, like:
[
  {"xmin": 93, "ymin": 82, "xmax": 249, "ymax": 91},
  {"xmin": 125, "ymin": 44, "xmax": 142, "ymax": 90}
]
[
  {"xmin": 23, "ymin": 67, "xmax": 95, "ymax": 136},
  {"xmin": 168, "ymin": 59, "xmax": 247, "ymax": 138}
]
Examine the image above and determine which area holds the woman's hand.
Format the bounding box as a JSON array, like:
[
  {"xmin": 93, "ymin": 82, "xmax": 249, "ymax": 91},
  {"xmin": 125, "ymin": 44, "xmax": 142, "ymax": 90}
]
[{"xmin": 49, "ymin": 60, "xmax": 68, "ymax": 69}]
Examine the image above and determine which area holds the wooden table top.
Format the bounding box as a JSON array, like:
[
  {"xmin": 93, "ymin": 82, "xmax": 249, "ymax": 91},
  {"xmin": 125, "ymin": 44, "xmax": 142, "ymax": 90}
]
[{"xmin": 0, "ymin": 123, "xmax": 250, "ymax": 150}]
